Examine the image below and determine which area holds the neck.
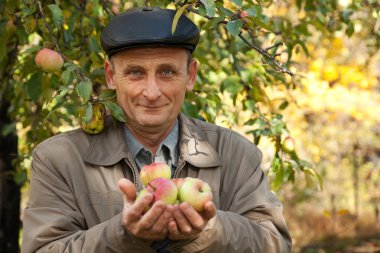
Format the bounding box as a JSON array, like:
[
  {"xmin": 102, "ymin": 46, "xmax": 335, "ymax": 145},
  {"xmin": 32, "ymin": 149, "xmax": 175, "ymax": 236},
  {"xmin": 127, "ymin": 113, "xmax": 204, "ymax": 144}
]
[{"xmin": 125, "ymin": 122, "xmax": 176, "ymax": 154}]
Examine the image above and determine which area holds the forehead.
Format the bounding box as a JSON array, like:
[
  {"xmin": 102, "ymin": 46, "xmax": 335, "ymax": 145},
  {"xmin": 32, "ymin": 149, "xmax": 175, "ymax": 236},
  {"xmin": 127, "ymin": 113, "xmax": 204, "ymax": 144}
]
[{"xmin": 111, "ymin": 47, "xmax": 189, "ymax": 65}]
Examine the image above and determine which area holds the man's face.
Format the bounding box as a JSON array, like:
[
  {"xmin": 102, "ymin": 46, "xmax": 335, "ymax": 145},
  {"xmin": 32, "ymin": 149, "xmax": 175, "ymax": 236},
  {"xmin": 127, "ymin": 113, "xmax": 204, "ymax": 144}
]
[{"xmin": 104, "ymin": 47, "xmax": 197, "ymax": 132}]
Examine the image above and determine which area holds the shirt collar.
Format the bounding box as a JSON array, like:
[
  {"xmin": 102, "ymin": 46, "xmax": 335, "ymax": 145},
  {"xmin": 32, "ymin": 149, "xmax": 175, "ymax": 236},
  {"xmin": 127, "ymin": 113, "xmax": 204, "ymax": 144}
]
[{"xmin": 123, "ymin": 120, "xmax": 179, "ymax": 166}]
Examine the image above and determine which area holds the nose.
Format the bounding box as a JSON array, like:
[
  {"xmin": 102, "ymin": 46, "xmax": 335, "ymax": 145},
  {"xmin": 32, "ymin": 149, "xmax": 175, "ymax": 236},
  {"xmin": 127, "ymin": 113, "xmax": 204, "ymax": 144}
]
[{"xmin": 142, "ymin": 75, "xmax": 161, "ymax": 100}]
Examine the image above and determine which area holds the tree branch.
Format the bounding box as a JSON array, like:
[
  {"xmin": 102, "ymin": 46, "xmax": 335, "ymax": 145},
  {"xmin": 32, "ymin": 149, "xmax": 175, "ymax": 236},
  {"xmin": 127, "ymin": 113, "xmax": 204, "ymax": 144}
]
[{"xmin": 177, "ymin": 2, "xmax": 294, "ymax": 76}]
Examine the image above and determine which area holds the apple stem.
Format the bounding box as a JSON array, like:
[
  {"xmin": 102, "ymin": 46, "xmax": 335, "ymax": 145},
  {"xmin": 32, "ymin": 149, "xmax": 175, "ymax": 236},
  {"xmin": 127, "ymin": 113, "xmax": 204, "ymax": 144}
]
[{"xmin": 148, "ymin": 182, "xmax": 156, "ymax": 191}]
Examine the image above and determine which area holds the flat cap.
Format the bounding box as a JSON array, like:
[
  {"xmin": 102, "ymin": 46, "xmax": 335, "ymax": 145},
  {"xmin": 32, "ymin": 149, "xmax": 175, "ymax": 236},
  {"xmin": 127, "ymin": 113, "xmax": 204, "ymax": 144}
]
[{"xmin": 101, "ymin": 7, "xmax": 200, "ymax": 57}]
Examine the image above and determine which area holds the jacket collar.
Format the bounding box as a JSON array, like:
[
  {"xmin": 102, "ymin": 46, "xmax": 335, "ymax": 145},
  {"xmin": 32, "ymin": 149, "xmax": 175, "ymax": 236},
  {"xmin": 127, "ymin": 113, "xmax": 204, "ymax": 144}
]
[
  {"xmin": 84, "ymin": 117, "xmax": 129, "ymax": 166},
  {"xmin": 178, "ymin": 113, "xmax": 221, "ymax": 168},
  {"xmin": 84, "ymin": 114, "xmax": 221, "ymax": 168}
]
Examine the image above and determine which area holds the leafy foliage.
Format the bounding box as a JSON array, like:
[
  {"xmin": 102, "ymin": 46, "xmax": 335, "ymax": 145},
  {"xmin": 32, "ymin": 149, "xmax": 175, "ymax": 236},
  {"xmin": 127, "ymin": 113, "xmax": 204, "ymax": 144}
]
[{"xmin": 3, "ymin": 0, "xmax": 379, "ymax": 190}]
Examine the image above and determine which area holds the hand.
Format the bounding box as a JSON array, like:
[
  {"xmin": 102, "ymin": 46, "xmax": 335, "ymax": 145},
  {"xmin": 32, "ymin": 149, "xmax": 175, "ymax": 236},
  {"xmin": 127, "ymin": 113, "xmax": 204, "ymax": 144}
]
[
  {"xmin": 118, "ymin": 178, "xmax": 174, "ymax": 241},
  {"xmin": 168, "ymin": 201, "xmax": 216, "ymax": 241}
]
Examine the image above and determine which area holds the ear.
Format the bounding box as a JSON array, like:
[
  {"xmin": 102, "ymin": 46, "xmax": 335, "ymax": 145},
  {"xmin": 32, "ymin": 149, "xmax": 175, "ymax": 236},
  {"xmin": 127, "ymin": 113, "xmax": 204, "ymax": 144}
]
[
  {"xmin": 104, "ymin": 59, "xmax": 116, "ymax": 89},
  {"xmin": 186, "ymin": 59, "xmax": 197, "ymax": 92}
]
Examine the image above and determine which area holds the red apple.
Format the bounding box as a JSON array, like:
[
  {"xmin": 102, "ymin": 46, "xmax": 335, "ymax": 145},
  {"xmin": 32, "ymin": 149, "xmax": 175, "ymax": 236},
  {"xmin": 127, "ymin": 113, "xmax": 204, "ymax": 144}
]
[
  {"xmin": 178, "ymin": 177, "xmax": 213, "ymax": 212},
  {"xmin": 146, "ymin": 178, "xmax": 178, "ymax": 205},
  {"xmin": 35, "ymin": 48, "xmax": 64, "ymax": 73},
  {"xmin": 140, "ymin": 162, "xmax": 171, "ymax": 186},
  {"xmin": 239, "ymin": 11, "xmax": 250, "ymax": 19}
]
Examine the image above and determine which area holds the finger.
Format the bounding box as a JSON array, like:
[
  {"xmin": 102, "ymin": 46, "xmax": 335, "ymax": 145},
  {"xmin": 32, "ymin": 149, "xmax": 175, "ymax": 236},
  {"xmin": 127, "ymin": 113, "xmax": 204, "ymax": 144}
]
[
  {"xmin": 150, "ymin": 205, "xmax": 174, "ymax": 233},
  {"xmin": 179, "ymin": 202, "xmax": 204, "ymax": 231},
  {"xmin": 168, "ymin": 220, "xmax": 180, "ymax": 240},
  {"xmin": 118, "ymin": 178, "xmax": 136, "ymax": 203},
  {"xmin": 202, "ymin": 201, "xmax": 217, "ymax": 220},
  {"xmin": 134, "ymin": 193, "xmax": 154, "ymax": 214},
  {"xmin": 173, "ymin": 204, "xmax": 192, "ymax": 234},
  {"xmin": 137, "ymin": 200, "xmax": 166, "ymax": 230}
]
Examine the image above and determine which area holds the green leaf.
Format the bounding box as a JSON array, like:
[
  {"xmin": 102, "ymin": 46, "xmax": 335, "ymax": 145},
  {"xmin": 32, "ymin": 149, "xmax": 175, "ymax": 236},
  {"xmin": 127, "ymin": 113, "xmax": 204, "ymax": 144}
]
[
  {"xmin": 231, "ymin": 0, "xmax": 243, "ymax": 7},
  {"xmin": 48, "ymin": 4, "xmax": 64, "ymax": 28},
  {"xmin": 46, "ymin": 88, "xmax": 70, "ymax": 118},
  {"xmin": 103, "ymin": 101, "xmax": 126, "ymax": 122},
  {"xmin": 202, "ymin": 16, "xmax": 225, "ymax": 30},
  {"xmin": 200, "ymin": 0, "xmax": 216, "ymax": 17},
  {"xmin": 76, "ymin": 79, "xmax": 92, "ymax": 103},
  {"xmin": 84, "ymin": 104, "xmax": 93, "ymax": 124},
  {"xmin": 249, "ymin": 17, "xmax": 274, "ymax": 32},
  {"xmin": 61, "ymin": 64, "xmax": 77, "ymax": 85},
  {"xmin": 99, "ymin": 89, "xmax": 116, "ymax": 100},
  {"xmin": 21, "ymin": 6, "xmax": 36, "ymax": 18},
  {"xmin": 346, "ymin": 23, "xmax": 355, "ymax": 37},
  {"xmin": 245, "ymin": 6, "xmax": 261, "ymax": 17},
  {"xmin": 172, "ymin": 4, "xmax": 189, "ymax": 34},
  {"xmin": 88, "ymin": 36, "xmax": 101, "ymax": 53},
  {"xmin": 26, "ymin": 72, "xmax": 42, "ymax": 101},
  {"xmin": 226, "ymin": 20, "xmax": 244, "ymax": 36},
  {"xmin": 279, "ymin": 101, "xmax": 289, "ymax": 110},
  {"xmin": 14, "ymin": 169, "xmax": 28, "ymax": 186},
  {"xmin": 216, "ymin": 3, "xmax": 234, "ymax": 17},
  {"xmin": 221, "ymin": 75, "xmax": 243, "ymax": 96}
]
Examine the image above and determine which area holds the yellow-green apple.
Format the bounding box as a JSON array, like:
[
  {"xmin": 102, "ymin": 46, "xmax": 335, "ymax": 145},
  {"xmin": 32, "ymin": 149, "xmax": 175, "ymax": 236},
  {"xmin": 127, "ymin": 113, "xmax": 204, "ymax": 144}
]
[
  {"xmin": 80, "ymin": 103, "xmax": 106, "ymax": 135},
  {"xmin": 35, "ymin": 48, "xmax": 64, "ymax": 73},
  {"xmin": 140, "ymin": 162, "xmax": 171, "ymax": 186},
  {"xmin": 283, "ymin": 136, "xmax": 295, "ymax": 152},
  {"xmin": 146, "ymin": 178, "xmax": 178, "ymax": 205},
  {"xmin": 179, "ymin": 178, "xmax": 213, "ymax": 212}
]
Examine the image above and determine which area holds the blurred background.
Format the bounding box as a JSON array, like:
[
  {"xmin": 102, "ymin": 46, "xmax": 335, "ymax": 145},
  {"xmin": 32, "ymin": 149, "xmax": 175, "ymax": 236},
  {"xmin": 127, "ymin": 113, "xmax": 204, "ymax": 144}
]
[{"xmin": 1, "ymin": 0, "xmax": 379, "ymax": 252}]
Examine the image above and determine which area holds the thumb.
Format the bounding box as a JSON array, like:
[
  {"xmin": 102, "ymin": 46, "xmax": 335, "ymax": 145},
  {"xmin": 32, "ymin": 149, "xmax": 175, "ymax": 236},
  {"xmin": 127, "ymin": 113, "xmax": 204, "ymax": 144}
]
[
  {"xmin": 203, "ymin": 201, "xmax": 217, "ymax": 220},
  {"xmin": 118, "ymin": 178, "xmax": 136, "ymax": 203}
]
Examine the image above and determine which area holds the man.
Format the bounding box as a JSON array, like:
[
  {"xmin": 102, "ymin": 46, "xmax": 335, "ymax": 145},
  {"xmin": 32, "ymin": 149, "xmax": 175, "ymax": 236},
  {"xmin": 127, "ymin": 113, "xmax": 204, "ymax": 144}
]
[{"xmin": 22, "ymin": 7, "xmax": 291, "ymax": 253}]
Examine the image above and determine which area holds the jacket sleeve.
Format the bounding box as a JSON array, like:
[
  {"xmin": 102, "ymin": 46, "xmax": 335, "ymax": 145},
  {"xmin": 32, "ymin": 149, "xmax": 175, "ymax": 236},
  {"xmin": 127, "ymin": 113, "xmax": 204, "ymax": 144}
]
[
  {"xmin": 21, "ymin": 148, "xmax": 154, "ymax": 253},
  {"xmin": 168, "ymin": 139, "xmax": 292, "ymax": 253}
]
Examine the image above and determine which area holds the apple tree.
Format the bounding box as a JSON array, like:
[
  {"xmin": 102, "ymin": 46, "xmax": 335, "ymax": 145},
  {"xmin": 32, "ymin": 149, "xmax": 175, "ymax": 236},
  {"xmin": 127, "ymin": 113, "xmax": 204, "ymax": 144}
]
[{"xmin": 2, "ymin": 0, "xmax": 380, "ymax": 251}]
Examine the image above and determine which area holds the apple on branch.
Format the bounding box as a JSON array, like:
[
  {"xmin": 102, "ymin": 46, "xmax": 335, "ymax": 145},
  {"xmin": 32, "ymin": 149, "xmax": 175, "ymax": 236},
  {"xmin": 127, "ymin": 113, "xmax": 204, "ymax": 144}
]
[
  {"xmin": 283, "ymin": 136, "xmax": 295, "ymax": 153},
  {"xmin": 178, "ymin": 177, "xmax": 213, "ymax": 212},
  {"xmin": 35, "ymin": 48, "xmax": 64, "ymax": 73},
  {"xmin": 140, "ymin": 162, "xmax": 171, "ymax": 186}
]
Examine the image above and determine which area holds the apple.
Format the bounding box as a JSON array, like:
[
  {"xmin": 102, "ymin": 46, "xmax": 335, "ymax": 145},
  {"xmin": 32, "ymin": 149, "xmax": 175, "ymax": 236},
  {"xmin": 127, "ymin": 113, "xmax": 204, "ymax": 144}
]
[
  {"xmin": 239, "ymin": 10, "xmax": 250, "ymax": 19},
  {"xmin": 283, "ymin": 136, "xmax": 295, "ymax": 152},
  {"xmin": 35, "ymin": 48, "xmax": 64, "ymax": 73},
  {"xmin": 178, "ymin": 177, "xmax": 213, "ymax": 212},
  {"xmin": 146, "ymin": 178, "xmax": 178, "ymax": 205},
  {"xmin": 171, "ymin": 178, "xmax": 185, "ymax": 191},
  {"xmin": 140, "ymin": 162, "xmax": 171, "ymax": 186},
  {"xmin": 80, "ymin": 103, "xmax": 106, "ymax": 135}
]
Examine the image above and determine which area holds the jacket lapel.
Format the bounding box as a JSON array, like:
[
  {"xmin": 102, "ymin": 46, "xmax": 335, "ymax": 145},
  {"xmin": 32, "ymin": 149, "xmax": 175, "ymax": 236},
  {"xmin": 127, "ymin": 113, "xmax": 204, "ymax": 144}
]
[{"xmin": 179, "ymin": 114, "xmax": 222, "ymax": 168}]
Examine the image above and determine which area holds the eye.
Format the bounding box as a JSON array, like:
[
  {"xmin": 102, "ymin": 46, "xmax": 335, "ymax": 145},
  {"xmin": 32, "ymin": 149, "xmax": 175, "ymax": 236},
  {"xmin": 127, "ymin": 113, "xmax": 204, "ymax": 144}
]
[
  {"xmin": 160, "ymin": 69, "xmax": 175, "ymax": 78},
  {"xmin": 125, "ymin": 69, "xmax": 144, "ymax": 80},
  {"xmin": 129, "ymin": 69, "xmax": 143, "ymax": 76}
]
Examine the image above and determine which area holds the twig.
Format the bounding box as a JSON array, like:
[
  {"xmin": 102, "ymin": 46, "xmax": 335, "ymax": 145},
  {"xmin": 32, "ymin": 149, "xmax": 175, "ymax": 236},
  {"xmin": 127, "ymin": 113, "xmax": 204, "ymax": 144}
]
[
  {"xmin": 177, "ymin": 2, "xmax": 294, "ymax": 76},
  {"xmin": 238, "ymin": 33, "xmax": 294, "ymax": 76}
]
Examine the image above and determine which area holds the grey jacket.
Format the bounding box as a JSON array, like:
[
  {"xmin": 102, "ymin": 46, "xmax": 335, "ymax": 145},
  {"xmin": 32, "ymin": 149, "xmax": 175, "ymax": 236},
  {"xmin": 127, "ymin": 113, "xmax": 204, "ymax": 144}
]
[{"xmin": 21, "ymin": 113, "xmax": 291, "ymax": 253}]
